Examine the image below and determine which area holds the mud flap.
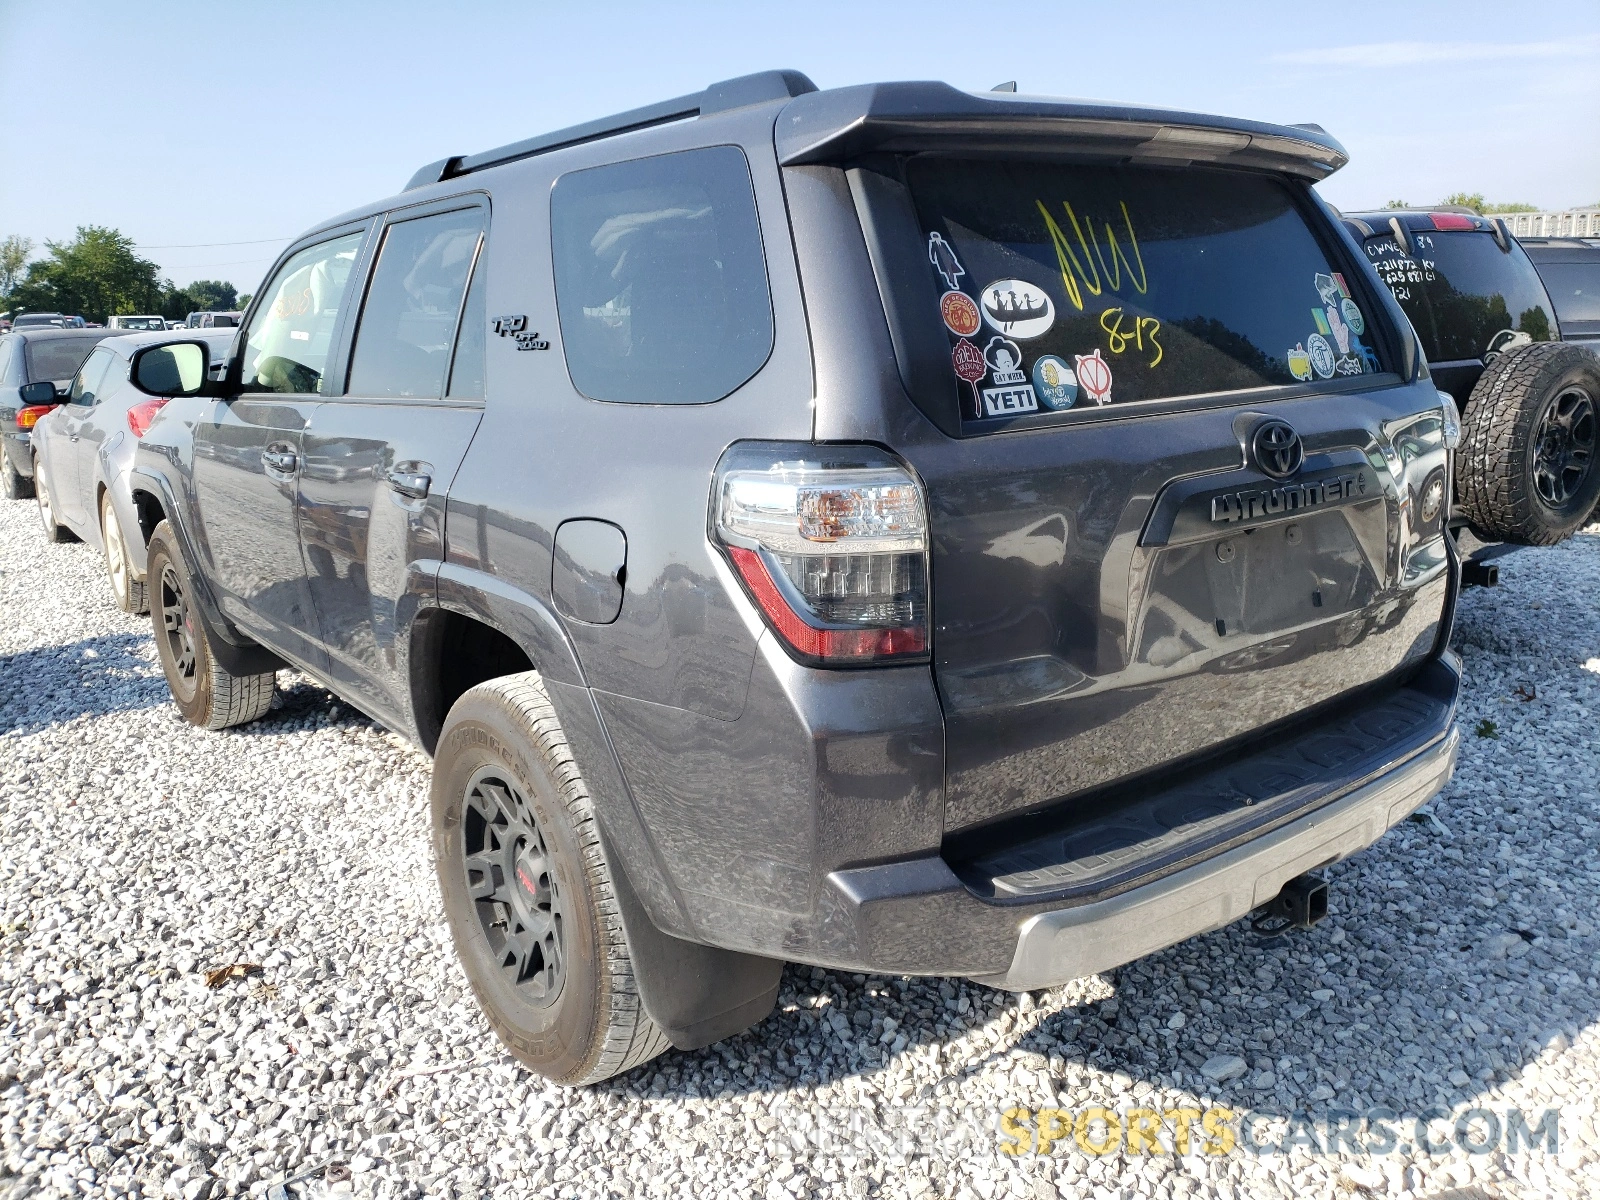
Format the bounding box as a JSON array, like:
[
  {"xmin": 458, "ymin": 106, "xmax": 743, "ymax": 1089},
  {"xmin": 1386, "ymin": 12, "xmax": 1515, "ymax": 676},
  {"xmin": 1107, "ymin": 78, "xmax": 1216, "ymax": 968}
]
[{"xmin": 606, "ymin": 845, "xmax": 783, "ymax": 1051}]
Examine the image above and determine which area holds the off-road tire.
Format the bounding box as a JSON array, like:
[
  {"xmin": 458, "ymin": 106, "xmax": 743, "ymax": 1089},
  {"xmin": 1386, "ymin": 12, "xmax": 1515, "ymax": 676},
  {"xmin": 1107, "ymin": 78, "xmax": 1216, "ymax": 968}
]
[
  {"xmin": 1456, "ymin": 342, "xmax": 1600, "ymax": 545},
  {"xmin": 33, "ymin": 455, "xmax": 76, "ymax": 543},
  {"xmin": 147, "ymin": 520, "xmax": 276, "ymax": 730},
  {"xmin": 101, "ymin": 491, "xmax": 148, "ymax": 615},
  {"xmin": 431, "ymin": 670, "xmax": 670, "ymax": 1085},
  {"xmin": 0, "ymin": 446, "xmax": 33, "ymax": 500}
]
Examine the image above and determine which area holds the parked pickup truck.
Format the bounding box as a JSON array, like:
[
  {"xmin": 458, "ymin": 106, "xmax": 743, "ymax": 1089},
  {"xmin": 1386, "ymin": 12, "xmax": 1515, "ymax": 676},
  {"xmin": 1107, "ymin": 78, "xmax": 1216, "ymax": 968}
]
[{"xmin": 121, "ymin": 71, "xmax": 1461, "ymax": 1084}]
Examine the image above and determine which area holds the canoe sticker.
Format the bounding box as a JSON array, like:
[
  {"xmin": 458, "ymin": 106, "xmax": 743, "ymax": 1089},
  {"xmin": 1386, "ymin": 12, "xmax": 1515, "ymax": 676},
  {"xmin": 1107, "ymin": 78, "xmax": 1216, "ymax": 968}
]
[
  {"xmin": 928, "ymin": 232, "xmax": 966, "ymax": 291},
  {"xmin": 1287, "ymin": 343, "xmax": 1313, "ymax": 382},
  {"xmin": 1031, "ymin": 354, "xmax": 1078, "ymax": 409},
  {"xmin": 1074, "ymin": 348, "xmax": 1114, "ymax": 405},
  {"xmin": 980, "ymin": 278, "xmax": 1055, "ymax": 338},
  {"xmin": 1306, "ymin": 333, "xmax": 1336, "ymax": 379},
  {"xmin": 940, "ymin": 290, "xmax": 982, "ymax": 337}
]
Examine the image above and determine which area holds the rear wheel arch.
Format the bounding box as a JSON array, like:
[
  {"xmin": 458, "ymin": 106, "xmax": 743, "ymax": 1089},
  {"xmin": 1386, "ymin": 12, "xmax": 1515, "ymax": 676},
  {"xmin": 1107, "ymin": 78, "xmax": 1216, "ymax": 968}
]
[
  {"xmin": 130, "ymin": 487, "xmax": 168, "ymax": 550},
  {"xmin": 409, "ymin": 607, "xmax": 537, "ymax": 755}
]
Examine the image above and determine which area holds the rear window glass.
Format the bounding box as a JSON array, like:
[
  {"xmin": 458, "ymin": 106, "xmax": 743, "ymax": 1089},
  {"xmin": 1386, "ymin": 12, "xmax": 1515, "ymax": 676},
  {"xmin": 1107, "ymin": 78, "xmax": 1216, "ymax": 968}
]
[
  {"xmin": 25, "ymin": 337, "xmax": 102, "ymax": 383},
  {"xmin": 1531, "ymin": 261, "xmax": 1600, "ymax": 324},
  {"xmin": 908, "ymin": 161, "xmax": 1381, "ymax": 420},
  {"xmin": 551, "ymin": 145, "xmax": 773, "ymax": 405},
  {"xmin": 1362, "ymin": 231, "xmax": 1554, "ymax": 362}
]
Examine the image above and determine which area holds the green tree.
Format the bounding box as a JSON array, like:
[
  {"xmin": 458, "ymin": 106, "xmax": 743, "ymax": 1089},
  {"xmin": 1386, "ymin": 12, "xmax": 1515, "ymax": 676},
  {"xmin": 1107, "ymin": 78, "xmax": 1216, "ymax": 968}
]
[
  {"xmin": 237, "ymin": 292, "xmax": 253, "ymax": 309},
  {"xmin": 8, "ymin": 226, "xmax": 165, "ymax": 324},
  {"xmin": 1384, "ymin": 199, "xmax": 1411, "ymax": 210},
  {"xmin": 0, "ymin": 234, "xmax": 34, "ymax": 299},
  {"xmin": 186, "ymin": 279, "xmax": 239, "ymax": 312},
  {"xmin": 1440, "ymin": 192, "xmax": 1538, "ymax": 216}
]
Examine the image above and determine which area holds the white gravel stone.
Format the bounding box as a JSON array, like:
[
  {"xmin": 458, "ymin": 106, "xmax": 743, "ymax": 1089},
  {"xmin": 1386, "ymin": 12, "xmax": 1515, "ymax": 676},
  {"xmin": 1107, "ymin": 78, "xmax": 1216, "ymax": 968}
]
[{"xmin": 2, "ymin": 501, "xmax": 1598, "ymax": 1200}]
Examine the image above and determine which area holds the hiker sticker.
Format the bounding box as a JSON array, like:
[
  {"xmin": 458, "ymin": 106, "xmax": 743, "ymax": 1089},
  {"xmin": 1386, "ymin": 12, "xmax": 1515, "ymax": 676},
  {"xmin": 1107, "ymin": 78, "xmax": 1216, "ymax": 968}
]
[
  {"xmin": 952, "ymin": 339, "xmax": 987, "ymax": 416},
  {"xmin": 980, "ymin": 279, "xmax": 1055, "ymax": 339},
  {"xmin": 1287, "ymin": 344, "xmax": 1313, "ymax": 382},
  {"xmin": 941, "ymin": 291, "xmax": 982, "ymax": 337},
  {"xmin": 1340, "ymin": 297, "xmax": 1365, "ymax": 336},
  {"xmin": 1306, "ymin": 333, "xmax": 1336, "ymax": 379},
  {"xmin": 928, "ymin": 233, "xmax": 966, "ymax": 291},
  {"xmin": 1074, "ymin": 349, "xmax": 1114, "ymax": 405},
  {"xmin": 984, "ymin": 337, "xmax": 1027, "ymax": 384},
  {"xmin": 1031, "ymin": 355, "xmax": 1078, "ymax": 410}
]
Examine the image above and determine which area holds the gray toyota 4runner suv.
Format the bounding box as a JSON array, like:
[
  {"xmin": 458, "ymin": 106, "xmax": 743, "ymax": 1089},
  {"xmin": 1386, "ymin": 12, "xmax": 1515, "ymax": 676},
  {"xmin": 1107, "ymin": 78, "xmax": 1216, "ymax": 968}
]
[{"xmin": 122, "ymin": 72, "xmax": 1462, "ymax": 1085}]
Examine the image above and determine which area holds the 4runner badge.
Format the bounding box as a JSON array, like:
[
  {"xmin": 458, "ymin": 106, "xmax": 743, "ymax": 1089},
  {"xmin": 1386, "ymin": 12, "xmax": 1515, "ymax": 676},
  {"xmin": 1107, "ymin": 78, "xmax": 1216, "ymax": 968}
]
[
  {"xmin": 1211, "ymin": 471, "xmax": 1368, "ymax": 524},
  {"xmin": 492, "ymin": 314, "xmax": 550, "ymax": 351}
]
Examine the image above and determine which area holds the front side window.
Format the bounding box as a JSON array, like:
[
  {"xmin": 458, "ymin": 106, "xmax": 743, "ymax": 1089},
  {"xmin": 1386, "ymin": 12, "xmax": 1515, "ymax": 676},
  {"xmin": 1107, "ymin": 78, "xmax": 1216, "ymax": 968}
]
[
  {"xmin": 1363, "ymin": 231, "xmax": 1554, "ymax": 362},
  {"xmin": 910, "ymin": 160, "xmax": 1383, "ymax": 421},
  {"xmin": 347, "ymin": 207, "xmax": 484, "ymax": 399},
  {"xmin": 241, "ymin": 231, "xmax": 366, "ymax": 394},
  {"xmin": 551, "ymin": 145, "xmax": 773, "ymax": 405},
  {"xmin": 68, "ymin": 348, "xmax": 116, "ymax": 406}
]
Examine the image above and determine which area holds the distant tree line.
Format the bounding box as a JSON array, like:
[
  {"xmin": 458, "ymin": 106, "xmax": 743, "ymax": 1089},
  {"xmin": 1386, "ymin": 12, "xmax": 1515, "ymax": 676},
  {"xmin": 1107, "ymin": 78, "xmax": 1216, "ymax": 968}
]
[
  {"xmin": 0, "ymin": 227, "xmax": 244, "ymax": 324},
  {"xmin": 1383, "ymin": 194, "xmax": 1540, "ymax": 215}
]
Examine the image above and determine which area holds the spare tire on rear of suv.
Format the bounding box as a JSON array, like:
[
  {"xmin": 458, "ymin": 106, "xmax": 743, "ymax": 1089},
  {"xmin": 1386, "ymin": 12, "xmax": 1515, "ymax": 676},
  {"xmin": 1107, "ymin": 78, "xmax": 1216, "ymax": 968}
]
[{"xmin": 1456, "ymin": 342, "xmax": 1600, "ymax": 545}]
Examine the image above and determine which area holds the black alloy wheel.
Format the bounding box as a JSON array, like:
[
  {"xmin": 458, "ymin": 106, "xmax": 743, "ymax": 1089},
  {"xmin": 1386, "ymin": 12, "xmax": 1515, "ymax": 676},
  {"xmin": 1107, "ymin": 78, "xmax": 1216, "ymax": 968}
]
[
  {"xmin": 462, "ymin": 768, "xmax": 566, "ymax": 1007},
  {"xmin": 1531, "ymin": 385, "xmax": 1596, "ymax": 509},
  {"xmin": 159, "ymin": 562, "xmax": 199, "ymax": 689}
]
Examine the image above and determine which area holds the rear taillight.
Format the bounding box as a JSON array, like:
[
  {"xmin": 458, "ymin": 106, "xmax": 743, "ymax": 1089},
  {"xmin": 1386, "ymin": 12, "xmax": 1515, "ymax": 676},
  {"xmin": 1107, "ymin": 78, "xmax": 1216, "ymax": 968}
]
[
  {"xmin": 126, "ymin": 398, "xmax": 170, "ymax": 437},
  {"xmin": 713, "ymin": 444, "xmax": 929, "ymax": 665},
  {"xmin": 16, "ymin": 405, "xmax": 53, "ymax": 430},
  {"xmin": 1430, "ymin": 213, "xmax": 1477, "ymax": 231}
]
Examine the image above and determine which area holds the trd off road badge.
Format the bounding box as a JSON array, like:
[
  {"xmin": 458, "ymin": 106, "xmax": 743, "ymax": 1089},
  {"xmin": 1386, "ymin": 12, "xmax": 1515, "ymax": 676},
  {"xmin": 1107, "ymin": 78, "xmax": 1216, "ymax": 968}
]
[
  {"xmin": 941, "ymin": 291, "xmax": 982, "ymax": 337},
  {"xmin": 1073, "ymin": 349, "xmax": 1114, "ymax": 405},
  {"xmin": 1031, "ymin": 355, "xmax": 1078, "ymax": 410},
  {"xmin": 980, "ymin": 336, "xmax": 1038, "ymax": 416},
  {"xmin": 492, "ymin": 314, "xmax": 550, "ymax": 351},
  {"xmin": 979, "ymin": 278, "xmax": 1055, "ymax": 339}
]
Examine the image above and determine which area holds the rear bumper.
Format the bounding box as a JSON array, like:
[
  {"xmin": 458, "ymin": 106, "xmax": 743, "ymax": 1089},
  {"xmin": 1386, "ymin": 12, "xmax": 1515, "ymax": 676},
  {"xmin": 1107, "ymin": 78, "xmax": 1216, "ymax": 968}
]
[
  {"xmin": 975, "ymin": 714, "xmax": 1456, "ymax": 989},
  {"xmin": 811, "ymin": 653, "xmax": 1460, "ymax": 982}
]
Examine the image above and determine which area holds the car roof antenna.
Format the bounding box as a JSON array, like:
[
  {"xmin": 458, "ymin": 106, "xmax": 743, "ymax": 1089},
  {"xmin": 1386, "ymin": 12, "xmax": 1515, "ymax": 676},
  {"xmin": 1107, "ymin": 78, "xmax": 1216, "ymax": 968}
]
[{"xmin": 990, "ymin": 81, "xmax": 1018, "ymax": 92}]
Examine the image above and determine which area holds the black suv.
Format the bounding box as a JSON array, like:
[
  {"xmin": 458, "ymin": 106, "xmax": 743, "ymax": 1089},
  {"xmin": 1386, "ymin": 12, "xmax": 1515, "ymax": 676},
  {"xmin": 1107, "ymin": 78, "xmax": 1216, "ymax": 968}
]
[
  {"xmin": 1520, "ymin": 236, "xmax": 1600, "ymax": 348},
  {"xmin": 1344, "ymin": 209, "xmax": 1600, "ymax": 545},
  {"xmin": 122, "ymin": 72, "xmax": 1461, "ymax": 1084}
]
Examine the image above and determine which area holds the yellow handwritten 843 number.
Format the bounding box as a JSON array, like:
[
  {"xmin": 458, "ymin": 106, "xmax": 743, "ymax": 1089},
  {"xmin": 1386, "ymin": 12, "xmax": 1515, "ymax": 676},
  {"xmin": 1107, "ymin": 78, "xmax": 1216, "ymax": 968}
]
[{"xmin": 1099, "ymin": 307, "xmax": 1163, "ymax": 368}]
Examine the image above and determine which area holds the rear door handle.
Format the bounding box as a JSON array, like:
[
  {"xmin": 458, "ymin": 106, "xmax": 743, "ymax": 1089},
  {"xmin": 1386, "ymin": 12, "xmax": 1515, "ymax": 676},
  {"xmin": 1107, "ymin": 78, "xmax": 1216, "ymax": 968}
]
[
  {"xmin": 387, "ymin": 467, "xmax": 432, "ymax": 500},
  {"xmin": 262, "ymin": 447, "xmax": 298, "ymax": 473}
]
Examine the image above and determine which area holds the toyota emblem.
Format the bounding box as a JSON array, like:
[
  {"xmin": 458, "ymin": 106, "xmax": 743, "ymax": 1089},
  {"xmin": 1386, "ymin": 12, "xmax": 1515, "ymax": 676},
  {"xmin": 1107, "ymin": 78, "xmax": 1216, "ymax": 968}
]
[{"xmin": 1252, "ymin": 419, "xmax": 1304, "ymax": 480}]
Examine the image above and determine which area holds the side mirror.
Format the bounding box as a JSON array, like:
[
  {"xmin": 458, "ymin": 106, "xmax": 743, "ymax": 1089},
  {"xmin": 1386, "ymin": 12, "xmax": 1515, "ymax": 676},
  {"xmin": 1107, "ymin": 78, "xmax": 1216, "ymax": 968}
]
[
  {"xmin": 131, "ymin": 341, "xmax": 212, "ymax": 397},
  {"xmin": 19, "ymin": 381, "xmax": 56, "ymax": 405}
]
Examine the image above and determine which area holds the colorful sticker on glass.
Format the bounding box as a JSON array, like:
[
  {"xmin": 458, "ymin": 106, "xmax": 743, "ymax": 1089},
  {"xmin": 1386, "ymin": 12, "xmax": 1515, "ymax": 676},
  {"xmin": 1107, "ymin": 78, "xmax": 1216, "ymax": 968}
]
[
  {"xmin": 1306, "ymin": 333, "xmax": 1336, "ymax": 380},
  {"xmin": 928, "ymin": 232, "xmax": 966, "ymax": 291},
  {"xmin": 1074, "ymin": 349, "xmax": 1114, "ymax": 405},
  {"xmin": 979, "ymin": 278, "xmax": 1055, "ymax": 339},
  {"xmin": 1340, "ymin": 297, "xmax": 1365, "ymax": 337},
  {"xmin": 1287, "ymin": 343, "xmax": 1313, "ymax": 382},
  {"xmin": 952, "ymin": 338, "xmax": 987, "ymax": 416},
  {"xmin": 1031, "ymin": 355, "xmax": 1078, "ymax": 410},
  {"xmin": 941, "ymin": 290, "xmax": 982, "ymax": 337},
  {"xmin": 984, "ymin": 336, "xmax": 1027, "ymax": 384}
]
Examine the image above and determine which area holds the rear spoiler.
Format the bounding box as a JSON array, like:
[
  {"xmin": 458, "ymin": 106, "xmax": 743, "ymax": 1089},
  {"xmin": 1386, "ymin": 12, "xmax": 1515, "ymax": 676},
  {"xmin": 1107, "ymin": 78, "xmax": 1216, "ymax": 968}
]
[{"xmin": 774, "ymin": 82, "xmax": 1348, "ymax": 180}]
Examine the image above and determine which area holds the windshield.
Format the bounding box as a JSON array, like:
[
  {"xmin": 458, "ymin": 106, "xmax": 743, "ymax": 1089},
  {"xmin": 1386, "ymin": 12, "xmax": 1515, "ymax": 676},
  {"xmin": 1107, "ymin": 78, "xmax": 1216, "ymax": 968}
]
[
  {"xmin": 1362, "ymin": 230, "xmax": 1554, "ymax": 362},
  {"xmin": 25, "ymin": 338, "xmax": 103, "ymax": 382},
  {"xmin": 908, "ymin": 160, "xmax": 1383, "ymax": 421}
]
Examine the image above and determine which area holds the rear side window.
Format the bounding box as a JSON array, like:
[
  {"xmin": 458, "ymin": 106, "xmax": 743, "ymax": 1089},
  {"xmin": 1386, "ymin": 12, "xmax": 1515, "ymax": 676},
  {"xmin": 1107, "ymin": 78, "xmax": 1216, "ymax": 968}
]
[
  {"xmin": 447, "ymin": 251, "xmax": 486, "ymax": 399},
  {"xmin": 551, "ymin": 145, "xmax": 773, "ymax": 405},
  {"xmin": 909, "ymin": 161, "xmax": 1381, "ymax": 420},
  {"xmin": 1532, "ymin": 261, "xmax": 1600, "ymax": 324},
  {"xmin": 1363, "ymin": 231, "xmax": 1554, "ymax": 362},
  {"xmin": 241, "ymin": 231, "xmax": 366, "ymax": 395},
  {"xmin": 25, "ymin": 337, "xmax": 101, "ymax": 384},
  {"xmin": 348, "ymin": 207, "xmax": 485, "ymax": 399}
]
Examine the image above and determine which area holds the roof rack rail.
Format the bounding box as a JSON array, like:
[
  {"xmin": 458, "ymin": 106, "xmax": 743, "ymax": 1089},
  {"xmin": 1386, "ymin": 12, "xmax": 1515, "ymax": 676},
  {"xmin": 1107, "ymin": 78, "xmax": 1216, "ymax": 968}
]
[{"xmin": 403, "ymin": 69, "xmax": 817, "ymax": 192}]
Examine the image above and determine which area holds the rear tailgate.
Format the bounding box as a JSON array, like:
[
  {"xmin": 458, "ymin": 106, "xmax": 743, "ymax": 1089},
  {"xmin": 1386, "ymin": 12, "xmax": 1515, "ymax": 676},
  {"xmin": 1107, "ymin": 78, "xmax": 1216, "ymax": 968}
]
[{"xmin": 883, "ymin": 156, "xmax": 1453, "ymax": 835}]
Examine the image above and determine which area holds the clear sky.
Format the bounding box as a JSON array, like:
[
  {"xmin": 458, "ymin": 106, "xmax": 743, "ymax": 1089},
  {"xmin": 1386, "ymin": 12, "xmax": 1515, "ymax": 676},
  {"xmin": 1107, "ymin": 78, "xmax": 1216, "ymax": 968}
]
[{"xmin": 2, "ymin": 1, "xmax": 1596, "ymax": 295}]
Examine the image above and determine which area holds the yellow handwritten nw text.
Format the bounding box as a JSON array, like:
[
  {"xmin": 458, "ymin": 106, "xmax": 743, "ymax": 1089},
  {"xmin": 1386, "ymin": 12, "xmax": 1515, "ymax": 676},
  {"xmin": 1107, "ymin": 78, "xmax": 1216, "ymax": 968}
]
[{"xmin": 1035, "ymin": 199, "xmax": 1149, "ymax": 312}]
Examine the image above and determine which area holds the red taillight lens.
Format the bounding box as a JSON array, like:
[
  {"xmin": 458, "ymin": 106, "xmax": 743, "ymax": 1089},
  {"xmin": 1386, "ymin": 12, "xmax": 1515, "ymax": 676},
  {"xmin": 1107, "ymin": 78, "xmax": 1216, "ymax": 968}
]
[
  {"xmin": 126, "ymin": 397, "xmax": 170, "ymax": 437},
  {"xmin": 714, "ymin": 449, "xmax": 930, "ymax": 666},
  {"xmin": 1430, "ymin": 213, "xmax": 1477, "ymax": 231},
  {"xmin": 16, "ymin": 405, "xmax": 53, "ymax": 430}
]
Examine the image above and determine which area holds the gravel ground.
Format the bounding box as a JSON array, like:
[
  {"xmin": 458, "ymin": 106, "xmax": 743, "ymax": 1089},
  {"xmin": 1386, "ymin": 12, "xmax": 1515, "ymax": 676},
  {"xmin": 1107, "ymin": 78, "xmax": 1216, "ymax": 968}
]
[{"xmin": 2, "ymin": 496, "xmax": 1597, "ymax": 1200}]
